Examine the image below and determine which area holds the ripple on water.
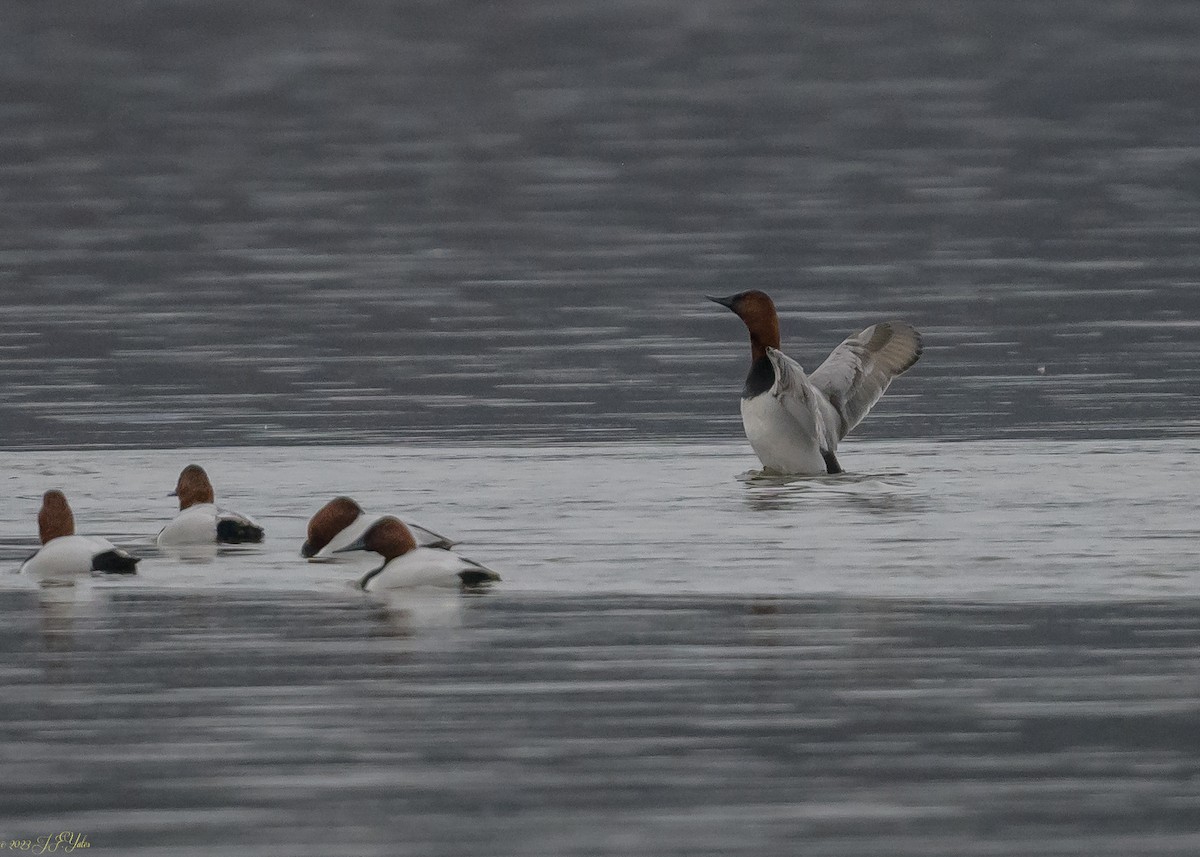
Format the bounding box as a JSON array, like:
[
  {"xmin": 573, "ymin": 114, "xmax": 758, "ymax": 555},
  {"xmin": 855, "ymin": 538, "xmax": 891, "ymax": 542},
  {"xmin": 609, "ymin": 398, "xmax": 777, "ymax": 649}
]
[{"xmin": 4, "ymin": 588, "xmax": 1200, "ymax": 855}]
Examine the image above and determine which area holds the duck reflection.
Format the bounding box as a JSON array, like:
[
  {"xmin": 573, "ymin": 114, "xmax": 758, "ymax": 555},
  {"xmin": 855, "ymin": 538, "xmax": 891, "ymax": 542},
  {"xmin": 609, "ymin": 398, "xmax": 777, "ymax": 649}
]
[
  {"xmin": 361, "ymin": 587, "xmax": 468, "ymax": 638},
  {"xmin": 36, "ymin": 578, "xmax": 80, "ymax": 654},
  {"xmin": 739, "ymin": 469, "xmax": 924, "ymax": 515},
  {"xmin": 738, "ymin": 469, "xmax": 844, "ymax": 512}
]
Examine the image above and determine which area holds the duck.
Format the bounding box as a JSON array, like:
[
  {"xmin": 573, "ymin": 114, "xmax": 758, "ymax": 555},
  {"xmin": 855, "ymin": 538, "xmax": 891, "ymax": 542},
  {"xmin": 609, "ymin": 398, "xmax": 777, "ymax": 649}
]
[
  {"xmin": 156, "ymin": 464, "xmax": 264, "ymax": 546},
  {"xmin": 301, "ymin": 496, "xmax": 456, "ymax": 560},
  {"xmin": 20, "ymin": 490, "xmax": 139, "ymax": 578},
  {"xmin": 335, "ymin": 516, "xmax": 500, "ymax": 591},
  {"xmin": 709, "ymin": 290, "xmax": 922, "ymax": 475}
]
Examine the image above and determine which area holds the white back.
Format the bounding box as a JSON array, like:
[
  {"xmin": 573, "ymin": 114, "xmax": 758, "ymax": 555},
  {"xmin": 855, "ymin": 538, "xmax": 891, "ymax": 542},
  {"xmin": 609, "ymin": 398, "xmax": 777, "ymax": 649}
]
[
  {"xmin": 364, "ymin": 547, "xmax": 494, "ymax": 591},
  {"xmin": 20, "ymin": 534, "xmax": 116, "ymax": 580},
  {"xmin": 157, "ymin": 504, "xmax": 219, "ymax": 546}
]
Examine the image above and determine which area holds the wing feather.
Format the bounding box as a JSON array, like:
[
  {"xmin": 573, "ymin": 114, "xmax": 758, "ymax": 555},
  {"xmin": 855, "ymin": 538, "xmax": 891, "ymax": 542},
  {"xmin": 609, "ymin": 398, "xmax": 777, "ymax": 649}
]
[
  {"xmin": 807, "ymin": 321, "xmax": 922, "ymax": 440},
  {"xmin": 765, "ymin": 347, "xmax": 840, "ymax": 453}
]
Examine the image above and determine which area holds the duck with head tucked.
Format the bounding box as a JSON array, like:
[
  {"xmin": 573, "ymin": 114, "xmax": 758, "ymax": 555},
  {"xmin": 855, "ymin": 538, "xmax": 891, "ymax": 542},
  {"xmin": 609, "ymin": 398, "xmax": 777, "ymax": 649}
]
[
  {"xmin": 157, "ymin": 464, "xmax": 264, "ymax": 546},
  {"xmin": 335, "ymin": 516, "xmax": 499, "ymax": 592},
  {"xmin": 302, "ymin": 496, "xmax": 456, "ymax": 561},
  {"xmin": 709, "ymin": 290, "xmax": 922, "ymax": 475},
  {"xmin": 20, "ymin": 490, "xmax": 139, "ymax": 579}
]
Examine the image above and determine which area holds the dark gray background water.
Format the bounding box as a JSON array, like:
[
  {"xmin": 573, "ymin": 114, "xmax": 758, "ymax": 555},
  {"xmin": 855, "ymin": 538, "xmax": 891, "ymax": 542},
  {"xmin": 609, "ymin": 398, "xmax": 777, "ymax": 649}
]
[
  {"xmin": 7, "ymin": 590, "xmax": 1200, "ymax": 857},
  {"xmin": 3, "ymin": 3, "xmax": 1200, "ymax": 855},
  {"xmin": 2, "ymin": 0, "xmax": 1199, "ymax": 447}
]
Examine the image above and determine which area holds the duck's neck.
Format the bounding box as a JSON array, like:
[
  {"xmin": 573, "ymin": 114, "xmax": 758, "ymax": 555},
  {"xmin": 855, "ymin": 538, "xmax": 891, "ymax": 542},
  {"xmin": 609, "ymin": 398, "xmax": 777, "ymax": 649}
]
[
  {"xmin": 749, "ymin": 337, "xmax": 771, "ymax": 363},
  {"xmin": 747, "ymin": 323, "xmax": 780, "ymax": 363},
  {"xmin": 742, "ymin": 354, "xmax": 775, "ymax": 399}
]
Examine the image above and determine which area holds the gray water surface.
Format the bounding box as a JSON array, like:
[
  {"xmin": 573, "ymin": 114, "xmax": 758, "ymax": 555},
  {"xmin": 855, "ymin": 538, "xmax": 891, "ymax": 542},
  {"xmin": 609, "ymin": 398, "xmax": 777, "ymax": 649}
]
[
  {"xmin": 3, "ymin": 1, "xmax": 1200, "ymax": 446},
  {"xmin": 6, "ymin": 588, "xmax": 1200, "ymax": 857},
  {"xmin": 2, "ymin": 441, "xmax": 1199, "ymax": 855},
  {"xmin": 1, "ymin": 440, "xmax": 1197, "ymax": 600}
]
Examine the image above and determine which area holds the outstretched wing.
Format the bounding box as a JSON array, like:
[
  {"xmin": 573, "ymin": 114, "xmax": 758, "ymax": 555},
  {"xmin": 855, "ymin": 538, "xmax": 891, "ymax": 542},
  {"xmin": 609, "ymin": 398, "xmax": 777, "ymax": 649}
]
[
  {"xmin": 807, "ymin": 322, "xmax": 922, "ymax": 440},
  {"xmin": 765, "ymin": 347, "xmax": 840, "ymax": 454}
]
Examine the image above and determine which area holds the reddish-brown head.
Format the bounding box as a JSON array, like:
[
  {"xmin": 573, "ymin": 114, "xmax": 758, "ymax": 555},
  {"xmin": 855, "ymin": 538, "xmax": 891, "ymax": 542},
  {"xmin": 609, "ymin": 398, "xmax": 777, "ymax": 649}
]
[
  {"xmin": 38, "ymin": 489, "xmax": 76, "ymax": 543},
  {"xmin": 708, "ymin": 290, "xmax": 782, "ymax": 361},
  {"xmin": 302, "ymin": 496, "xmax": 365, "ymax": 558},
  {"xmin": 359, "ymin": 516, "xmax": 418, "ymax": 562},
  {"xmin": 171, "ymin": 464, "xmax": 216, "ymax": 510}
]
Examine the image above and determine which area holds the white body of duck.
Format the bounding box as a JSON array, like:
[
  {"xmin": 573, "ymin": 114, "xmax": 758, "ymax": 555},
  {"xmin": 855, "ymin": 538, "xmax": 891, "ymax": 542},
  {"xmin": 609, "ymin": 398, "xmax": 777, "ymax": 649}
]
[
  {"xmin": 711, "ymin": 290, "xmax": 922, "ymax": 475},
  {"xmin": 336, "ymin": 516, "xmax": 499, "ymax": 592},
  {"xmin": 156, "ymin": 464, "xmax": 264, "ymax": 546},
  {"xmin": 362, "ymin": 546, "xmax": 498, "ymax": 590},
  {"xmin": 157, "ymin": 502, "xmax": 264, "ymax": 546},
  {"xmin": 302, "ymin": 497, "xmax": 455, "ymax": 561},
  {"xmin": 21, "ymin": 535, "xmax": 138, "ymax": 578},
  {"xmin": 20, "ymin": 490, "xmax": 139, "ymax": 579}
]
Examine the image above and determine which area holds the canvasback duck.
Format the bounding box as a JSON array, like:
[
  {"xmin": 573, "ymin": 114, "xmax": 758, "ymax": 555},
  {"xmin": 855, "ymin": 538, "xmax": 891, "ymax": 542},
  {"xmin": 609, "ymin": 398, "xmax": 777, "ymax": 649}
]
[
  {"xmin": 301, "ymin": 496, "xmax": 456, "ymax": 560},
  {"xmin": 709, "ymin": 290, "xmax": 922, "ymax": 475},
  {"xmin": 335, "ymin": 516, "xmax": 500, "ymax": 591},
  {"xmin": 157, "ymin": 464, "xmax": 264, "ymax": 546},
  {"xmin": 20, "ymin": 490, "xmax": 139, "ymax": 578}
]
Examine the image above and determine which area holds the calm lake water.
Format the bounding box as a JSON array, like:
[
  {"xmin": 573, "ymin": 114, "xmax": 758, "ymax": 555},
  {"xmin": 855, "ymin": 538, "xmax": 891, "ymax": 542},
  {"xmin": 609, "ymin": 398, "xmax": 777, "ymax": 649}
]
[
  {"xmin": 4, "ymin": 0, "xmax": 1200, "ymax": 854},
  {"xmin": 2, "ymin": 441, "xmax": 1199, "ymax": 855}
]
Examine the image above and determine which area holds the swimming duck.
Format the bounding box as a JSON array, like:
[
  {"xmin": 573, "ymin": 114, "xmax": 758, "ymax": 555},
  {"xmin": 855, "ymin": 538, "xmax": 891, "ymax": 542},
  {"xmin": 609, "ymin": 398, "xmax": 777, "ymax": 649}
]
[
  {"xmin": 302, "ymin": 496, "xmax": 456, "ymax": 560},
  {"xmin": 20, "ymin": 490, "xmax": 139, "ymax": 578},
  {"xmin": 335, "ymin": 516, "xmax": 500, "ymax": 591},
  {"xmin": 709, "ymin": 290, "xmax": 922, "ymax": 475},
  {"xmin": 157, "ymin": 464, "xmax": 264, "ymax": 546}
]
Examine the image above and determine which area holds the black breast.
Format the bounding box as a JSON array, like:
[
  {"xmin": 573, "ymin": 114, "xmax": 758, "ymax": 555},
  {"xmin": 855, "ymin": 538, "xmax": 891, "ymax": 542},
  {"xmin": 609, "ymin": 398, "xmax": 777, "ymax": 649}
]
[{"xmin": 741, "ymin": 355, "xmax": 775, "ymax": 399}]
